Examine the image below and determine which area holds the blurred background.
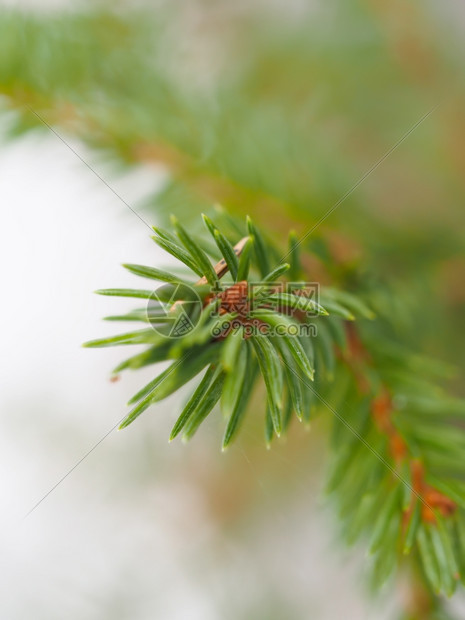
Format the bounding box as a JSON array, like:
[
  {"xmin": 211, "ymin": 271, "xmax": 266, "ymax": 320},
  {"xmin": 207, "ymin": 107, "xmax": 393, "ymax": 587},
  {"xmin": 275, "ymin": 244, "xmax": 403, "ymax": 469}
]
[{"xmin": 0, "ymin": 1, "xmax": 464, "ymax": 618}]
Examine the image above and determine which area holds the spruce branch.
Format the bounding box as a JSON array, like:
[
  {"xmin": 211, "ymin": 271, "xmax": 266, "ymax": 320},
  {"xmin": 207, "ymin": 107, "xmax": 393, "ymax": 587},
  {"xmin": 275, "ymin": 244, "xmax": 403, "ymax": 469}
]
[{"xmin": 85, "ymin": 213, "xmax": 465, "ymax": 606}]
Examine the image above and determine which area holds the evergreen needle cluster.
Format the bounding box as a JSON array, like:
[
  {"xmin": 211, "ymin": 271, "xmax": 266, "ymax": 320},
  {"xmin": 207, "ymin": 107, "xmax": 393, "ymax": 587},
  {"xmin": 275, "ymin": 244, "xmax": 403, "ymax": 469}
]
[{"xmin": 86, "ymin": 213, "xmax": 465, "ymax": 601}]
